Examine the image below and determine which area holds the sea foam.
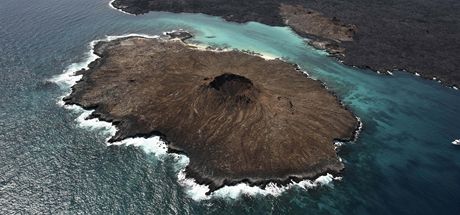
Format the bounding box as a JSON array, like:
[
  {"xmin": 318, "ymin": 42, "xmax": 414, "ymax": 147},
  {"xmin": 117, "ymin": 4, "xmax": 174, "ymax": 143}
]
[
  {"xmin": 51, "ymin": 33, "xmax": 160, "ymax": 140},
  {"xmin": 175, "ymin": 154, "xmax": 340, "ymax": 201},
  {"xmin": 51, "ymin": 33, "xmax": 342, "ymax": 201},
  {"xmin": 51, "ymin": 33, "xmax": 159, "ymax": 90},
  {"xmin": 108, "ymin": 0, "xmax": 135, "ymax": 15}
]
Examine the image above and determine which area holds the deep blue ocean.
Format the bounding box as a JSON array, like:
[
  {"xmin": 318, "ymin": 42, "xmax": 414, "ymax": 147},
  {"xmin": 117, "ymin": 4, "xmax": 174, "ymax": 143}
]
[{"xmin": 1, "ymin": 0, "xmax": 460, "ymax": 214}]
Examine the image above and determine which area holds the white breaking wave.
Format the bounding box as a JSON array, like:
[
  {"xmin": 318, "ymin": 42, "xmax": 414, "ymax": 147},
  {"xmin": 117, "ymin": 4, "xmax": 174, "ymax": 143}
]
[
  {"xmin": 110, "ymin": 136, "xmax": 168, "ymax": 156},
  {"xmin": 108, "ymin": 0, "xmax": 135, "ymax": 15},
  {"xmin": 210, "ymin": 174, "xmax": 339, "ymax": 201},
  {"xmin": 50, "ymin": 33, "xmax": 161, "ymax": 141},
  {"xmin": 74, "ymin": 107, "xmax": 116, "ymax": 135},
  {"xmin": 354, "ymin": 117, "xmax": 363, "ymax": 141},
  {"xmin": 68, "ymin": 104, "xmax": 118, "ymax": 142},
  {"xmin": 51, "ymin": 33, "xmax": 343, "ymax": 201},
  {"xmin": 334, "ymin": 141, "xmax": 345, "ymax": 150},
  {"xmin": 104, "ymin": 33, "xmax": 160, "ymax": 41},
  {"xmin": 174, "ymin": 154, "xmax": 340, "ymax": 201},
  {"xmin": 52, "ymin": 33, "xmax": 159, "ymax": 87},
  {"xmin": 51, "ymin": 33, "xmax": 159, "ymax": 106},
  {"xmin": 50, "ymin": 48, "xmax": 97, "ymax": 89}
]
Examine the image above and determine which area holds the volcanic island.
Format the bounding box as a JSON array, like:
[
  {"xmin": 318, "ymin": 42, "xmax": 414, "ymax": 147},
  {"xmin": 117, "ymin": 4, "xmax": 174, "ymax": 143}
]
[{"xmin": 64, "ymin": 35, "xmax": 359, "ymax": 191}]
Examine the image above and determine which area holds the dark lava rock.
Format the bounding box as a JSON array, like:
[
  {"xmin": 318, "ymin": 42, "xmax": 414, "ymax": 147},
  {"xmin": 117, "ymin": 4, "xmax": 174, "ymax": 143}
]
[{"xmin": 165, "ymin": 30, "xmax": 193, "ymax": 41}]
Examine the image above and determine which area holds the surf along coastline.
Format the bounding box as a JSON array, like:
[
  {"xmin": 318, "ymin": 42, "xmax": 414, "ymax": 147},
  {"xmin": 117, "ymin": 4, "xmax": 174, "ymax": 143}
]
[{"xmin": 51, "ymin": 30, "xmax": 363, "ymax": 200}]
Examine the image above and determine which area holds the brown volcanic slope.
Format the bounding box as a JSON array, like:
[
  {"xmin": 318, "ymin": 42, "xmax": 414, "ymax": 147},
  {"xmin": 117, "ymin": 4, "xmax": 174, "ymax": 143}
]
[
  {"xmin": 64, "ymin": 37, "xmax": 358, "ymax": 191},
  {"xmin": 112, "ymin": 0, "xmax": 460, "ymax": 87}
]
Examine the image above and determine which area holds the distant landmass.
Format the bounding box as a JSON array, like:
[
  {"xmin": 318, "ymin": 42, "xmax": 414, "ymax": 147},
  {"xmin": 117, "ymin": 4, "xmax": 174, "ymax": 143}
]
[
  {"xmin": 64, "ymin": 35, "xmax": 358, "ymax": 191},
  {"xmin": 112, "ymin": 0, "xmax": 460, "ymax": 88}
]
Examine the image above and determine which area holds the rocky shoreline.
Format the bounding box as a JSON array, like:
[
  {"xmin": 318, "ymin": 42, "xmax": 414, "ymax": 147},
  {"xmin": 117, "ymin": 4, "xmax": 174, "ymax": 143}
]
[
  {"xmin": 111, "ymin": 0, "xmax": 460, "ymax": 89},
  {"xmin": 64, "ymin": 34, "xmax": 359, "ymax": 192}
]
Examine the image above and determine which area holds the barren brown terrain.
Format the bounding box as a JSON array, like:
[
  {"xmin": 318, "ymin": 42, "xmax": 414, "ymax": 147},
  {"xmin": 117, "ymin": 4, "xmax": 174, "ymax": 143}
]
[
  {"xmin": 279, "ymin": 4, "xmax": 356, "ymax": 57},
  {"xmin": 64, "ymin": 36, "xmax": 358, "ymax": 191}
]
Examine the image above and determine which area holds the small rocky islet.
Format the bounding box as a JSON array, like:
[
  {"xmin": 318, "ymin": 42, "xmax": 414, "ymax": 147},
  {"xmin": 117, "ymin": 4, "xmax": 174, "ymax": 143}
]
[{"xmin": 64, "ymin": 34, "xmax": 359, "ymax": 191}]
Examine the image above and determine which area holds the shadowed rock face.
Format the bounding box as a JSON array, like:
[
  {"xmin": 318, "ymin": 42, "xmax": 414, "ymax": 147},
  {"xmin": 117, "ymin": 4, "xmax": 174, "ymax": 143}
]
[
  {"xmin": 112, "ymin": 0, "xmax": 460, "ymax": 87},
  {"xmin": 65, "ymin": 37, "xmax": 358, "ymax": 191},
  {"xmin": 208, "ymin": 73, "xmax": 258, "ymax": 105}
]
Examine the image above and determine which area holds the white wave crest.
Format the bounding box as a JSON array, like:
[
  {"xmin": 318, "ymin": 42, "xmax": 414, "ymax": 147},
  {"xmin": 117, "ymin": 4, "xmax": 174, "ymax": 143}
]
[
  {"xmin": 75, "ymin": 109, "xmax": 116, "ymax": 135},
  {"xmin": 334, "ymin": 141, "xmax": 345, "ymax": 150},
  {"xmin": 50, "ymin": 33, "xmax": 159, "ymax": 109},
  {"xmin": 108, "ymin": 0, "xmax": 135, "ymax": 15},
  {"xmin": 65, "ymin": 104, "xmax": 118, "ymax": 142},
  {"xmin": 210, "ymin": 173, "xmax": 339, "ymax": 201},
  {"xmin": 50, "ymin": 49, "xmax": 97, "ymax": 90},
  {"xmin": 50, "ymin": 33, "xmax": 161, "ymax": 139},
  {"xmin": 174, "ymin": 154, "xmax": 340, "ymax": 201},
  {"xmin": 354, "ymin": 117, "xmax": 363, "ymax": 140},
  {"xmin": 105, "ymin": 131, "xmax": 342, "ymax": 202},
  {"xmin": 109, "ymin": 136, "xmax": 168, "ymax": 156},
  {"xmin": 51, "ymin": 33, "xmax": 159, "ymax": 89}
]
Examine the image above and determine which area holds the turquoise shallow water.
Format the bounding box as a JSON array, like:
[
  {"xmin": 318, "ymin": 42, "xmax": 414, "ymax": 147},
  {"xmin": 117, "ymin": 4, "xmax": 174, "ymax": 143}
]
[{"xmin": 1, "ymin": 0, "xmax": 460, "ymax": 214}]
